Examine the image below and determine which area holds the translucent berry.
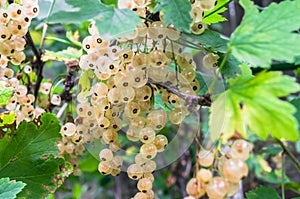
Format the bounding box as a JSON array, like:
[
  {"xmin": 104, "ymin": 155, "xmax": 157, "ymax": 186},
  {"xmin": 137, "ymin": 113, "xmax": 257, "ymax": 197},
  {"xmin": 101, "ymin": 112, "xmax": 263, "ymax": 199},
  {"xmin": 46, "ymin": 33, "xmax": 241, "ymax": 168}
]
[
  {"xmin": 198, "ymin": 150, "xmax": 214, "ymax": 167},
  {"xmin": 127, "ymin": 163, "xmax": 143, "ymax": 180},
  {"xmin": 137, "ymin": 178, "xmax": 153, "ymax": 193},
  {"xmin": 99, "ymin": 148, "xmax": 114, "ymax": 162},
  {"xmin": 61, "ymin": 123, "xmax": 76, "ymax": 136}
]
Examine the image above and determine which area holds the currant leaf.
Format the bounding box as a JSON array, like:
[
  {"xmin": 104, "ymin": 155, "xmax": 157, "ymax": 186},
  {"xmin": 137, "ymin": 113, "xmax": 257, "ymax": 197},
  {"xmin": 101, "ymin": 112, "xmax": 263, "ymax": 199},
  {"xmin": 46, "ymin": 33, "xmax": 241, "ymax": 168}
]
[
  {"xmin": 230, "ymin": 0, "xmax": 300, "ymax": 67},
  {"xmin": 0, "ymin": 85, "xmax": 13, "ymax": 106},
  {"xmin": 245, "ymin": 186, "xmax": 280, "ymax": 199},
  {"xmin": 0, "ymin": 112, "xmax": 16, "ymax": 128},
  {"xmin": 291, "ymin": 97, "xmax": 300, "ymax": 132},
  {"xmin": 0, "ymin": 113, "xmax": 64, "ymax": 198},
  {"xmin": 203, "ymin": 0, "xmax": 229, "ymax": 25},
  {"xmin": 78, "ymin": 69, "xmax": 94, "ymax": 95},
  {"xmin": 42, "ymin": 47, "xmax": 82, "ymax": 62},
  {"xmin": 184, "ymin": 30, "xmax": 228, "ymax": 53},
  {"xmin": 47, "ymin": 0, "xmax": 108, "ymax": 24},
  {"xmin": 47, "ymin": 0, "xmax": 141, "ymax": 38},
  {"xmin": 209, "ymin": 69, "xmax": 300, "ymax": 141},
  {"xmin": 94, "ymin": 8, "xmax": 142, "ymax": 39},
  {"xmin": 0, "ymin": 177, "xmax": 26, "ymax": 199},
  {"xmin": 154, "ymin": 0, "xmax": 193, "ymax": 32}
]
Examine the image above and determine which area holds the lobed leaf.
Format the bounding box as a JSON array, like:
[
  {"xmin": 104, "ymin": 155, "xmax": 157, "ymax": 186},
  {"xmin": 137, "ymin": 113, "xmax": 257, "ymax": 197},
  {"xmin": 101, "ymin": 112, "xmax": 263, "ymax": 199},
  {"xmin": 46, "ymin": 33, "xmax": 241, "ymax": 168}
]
[
  {"xmin": 0, "ymin": 177, "xmax": 26, "ymax": 199},
  {"xmin": 0, "ymin": 113, "xmax": 64, "ymax": 198},
  {"xmin": 209, "ymin": 70, "xmax": 300, "ymax": 141},
  {"xmin": 230, "ymin": 0, "xmax": 300, "ymax": 67}
]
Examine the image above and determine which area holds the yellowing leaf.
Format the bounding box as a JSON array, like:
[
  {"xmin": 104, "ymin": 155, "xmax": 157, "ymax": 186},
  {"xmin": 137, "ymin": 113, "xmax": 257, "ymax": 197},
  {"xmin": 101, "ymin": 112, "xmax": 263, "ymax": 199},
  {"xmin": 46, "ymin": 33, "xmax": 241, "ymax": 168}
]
[
  {"xmin": 209, "ymin": 70, "xmax": 300, "ymax": 141},
  {"xmin": 230, "ymin": 0, "xmax": 300, "ymax": 67},
  {"xmin": 0, "ymin": 86, "xmax": 13, "ymax": 107},
  {"xmin": 42, "ymin": 47, "xmax": 82, "ymax": 62},
  {"xmin": 78, "ymin": 69, "xmax": 94, "ymax": 95},
  {"xmin": 0, "ymin": 112, "xmax": 16, "ymax": 128}
]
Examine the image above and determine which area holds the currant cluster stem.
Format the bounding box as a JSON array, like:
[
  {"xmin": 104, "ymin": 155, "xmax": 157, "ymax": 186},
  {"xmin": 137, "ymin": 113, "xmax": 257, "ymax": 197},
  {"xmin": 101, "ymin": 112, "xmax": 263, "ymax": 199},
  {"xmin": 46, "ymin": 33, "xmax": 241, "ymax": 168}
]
[
  {"xmin": 207, "ymin": 48, "xmax": 232, "ymax": 95},
  {"xmin": 148, "ymin": 78, "xmax": 212, "ymax": 108},
  {"xmin": 276, "ymin": 139, "xmax": 300, "ymax": 174}
]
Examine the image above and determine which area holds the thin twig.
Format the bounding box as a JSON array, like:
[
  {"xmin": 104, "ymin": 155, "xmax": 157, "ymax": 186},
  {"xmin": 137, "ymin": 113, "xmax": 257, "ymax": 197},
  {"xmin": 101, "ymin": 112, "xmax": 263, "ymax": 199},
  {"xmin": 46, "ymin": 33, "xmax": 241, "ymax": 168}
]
[
  {"xmin": 207, "ymin": 48, "xmax": 232, "ymax": 94},
  {"xmin": 148, "ymin": 78, "xmax": 212, "ymax": 109},
  {"xmin": 276, "ymin": 139, "xmax": 300, "ymax": 173},
  {"xmin": 281, "ymin": 152, "xmax": 286, "ymax": 199}
]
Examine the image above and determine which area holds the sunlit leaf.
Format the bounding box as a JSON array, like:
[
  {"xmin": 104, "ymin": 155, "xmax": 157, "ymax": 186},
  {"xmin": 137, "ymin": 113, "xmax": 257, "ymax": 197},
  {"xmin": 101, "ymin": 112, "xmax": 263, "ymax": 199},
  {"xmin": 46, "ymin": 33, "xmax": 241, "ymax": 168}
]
[
  {"xmin": 203, "ymin": 0, "xmax": 229, "ymax": 25},
  {"xmin": 0, "ymin": 85, "xmax": 13, "ymax": 106},
  {"xmin": 230, "ymin": 0, "xmax": 300, "ymax": 67},
  {"xmin": 209, "ymin": 70, "xmax": 300, "ymax": 141},
  {"xmin": 42, "ymin": 47, "xmax": 82, "ymax": 62},
  {"xmin": 0, "ymin": 112, "xmax": 16, "ymax": 128}
]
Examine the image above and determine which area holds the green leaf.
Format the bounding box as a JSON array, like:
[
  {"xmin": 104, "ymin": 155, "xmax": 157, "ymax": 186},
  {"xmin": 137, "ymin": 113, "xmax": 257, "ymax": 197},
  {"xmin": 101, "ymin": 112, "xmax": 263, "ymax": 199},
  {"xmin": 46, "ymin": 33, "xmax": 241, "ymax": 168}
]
[
  {"xmin": 154, "ymin": 0, "xmax": 192, "ymax": 32},
  {"xmin": 285, "ymin": 182, "xmax": 300, "ymax": 194},
  {"xmin": 95, "ymin": 8, "xmax": 142, "ymax": 39},
  {"xmin": 0, "ymin": 112, "xmax": 16, "ymax": 128},
  {"xmin": 203, "ymin": 0, "xmax": 229, "ymax": 25},
  {"xmin": 42, "ymin": 47, "xmax": 82, "ymax": 62},
  {"xmin": 184, "ymin": 30, "xmax": 228, "ymax": 53},
  {"xmin": 295, "ymin": 56, "xmax": 300, "ymax": 65},
  {"xmin": 78, "ymin": 69, "xmax": 94, "ymax": 95},
  {"xmin": 230, "ymin": 0, "xmax": 300, "ymax": 68},
  {"xmin": 252, "ymin": 155, "xmax": 289, "ymax": 184},
  {"xmin": 0, "ymin": 177, "xmax": 26, "ymax": 199},
  {"xmin": 245, "ymin": 186, "xmax": 281, "ymax": 199},
  {"xmin": 0, "ymin": 85, "xmax": 13, "ymax": 106},
  {"xmin": 296, "ymin": 139, "xmax": 300, "ymax": 153},
  {"xmin": 209, "ymin": 70, "xmax": 300, "ymax": 141},
  {"xmin": 291, "ymin": 97, "xmax": 300, "ymax": 132},
  {"xmin": 219, "ymin": 54, "xmax": 242, "ymax": 79},
  {"xmin": 79, "ymin": 155, "xmax": 98, "ymax": 172},
  {"xmin": 259, "ymin": 145, "xmax": 282, "ymax": 157},
  {"xmin": 0, "ymin": 113, "xmax": 64, "ymax": 198},
  {"xmin": 196, "ymin": 71, "xmax": 211, "ymax": 95},
  {"xmin": 48, "ymin": 0, "xmax": 142, "ymax": 38},
  {"xmin": 48, "ymin": 0, "xmax": 108, "ymax": 24}
]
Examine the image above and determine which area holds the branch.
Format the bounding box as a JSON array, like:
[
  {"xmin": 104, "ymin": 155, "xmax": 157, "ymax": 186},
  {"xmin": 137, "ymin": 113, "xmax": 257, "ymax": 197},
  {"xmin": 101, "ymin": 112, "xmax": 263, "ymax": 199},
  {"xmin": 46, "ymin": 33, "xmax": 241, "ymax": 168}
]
[
  {"xmin": 148, "ymin": 78, "xmax": 212, "ymax": 111},
  {"xmin": 276, "ymin": 139, "xmax": 300, "ymax": 173},
  {"xmin": 24, "ymin": 31, "xmax": 45, "ymax": 102}
]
